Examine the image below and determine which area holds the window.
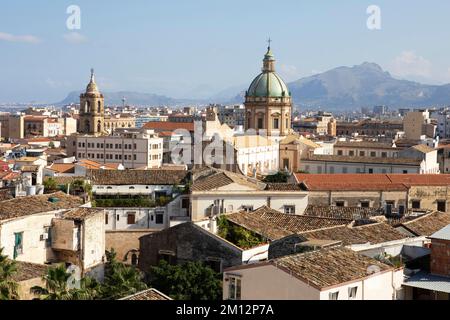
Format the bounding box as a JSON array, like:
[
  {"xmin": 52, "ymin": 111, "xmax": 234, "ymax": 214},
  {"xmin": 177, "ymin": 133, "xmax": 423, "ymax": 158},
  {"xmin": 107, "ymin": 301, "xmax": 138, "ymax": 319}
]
[
  {"xmin": 370, "ymin": 152, "xmax": 376, "ymax": 157},
  {"xmin": 205, "ymin": 258, "xmax": 222, "ymax": 273},
  {"xmin": 127, "ymin": 213, "xmax": 136, "ymax": 225},
  {"xmin": 385, "ymin": 201, "xmax": 395, "ymax": 215},
  {"xmin": 43, "ymin": 226, "xmax": 52, "ymax": 248},
  {"xmin": 403, "ymin": 170, "xmax": 408, "ymax": 174},
  {"xmin": 257, "ymin": 118, "xmax": 263, "ymax": 129},
  {"xmin": 349, "ymin": 151, "xmax": 355, "ymax": 156},
  {"xmin": 329, "ymin": 166, "xmax": 335, "ymax": 174},
  {"xmin": 116, "ymin": 214, "xmax": 120, "ymax": 221},
  {"xmin": 155, "ymin": 212, "xmax": 164, "ymax": 224},
  {"xmin": 360, "ymin": 201, "xmax": 370, "ymax": 208},
  {"xmin": 242, "ymin": 205, "xmax": 254, "ymax": 213},
  {"xmin": 228, "ymin": 276, "xmax": 241, "ymax": 300},
  {"xmin": 368, "ymin": 168, "xmax": 374, "ymax": 174},
  {"xmin": 335, "ymin": 201, "xmax": 345, "ymax": 207},
  {"xmin": 437, "ymin": 201, "xmax": 446, "ymax": 212},
  {"xmin": 158, "ymin": 250, "xmax": 176, "ymax": 265},
  {"xmin": 329, "ymin": 291, "xmax": 339, "ymax": 300},
  {"xmin": 284, "ymin": 205, "xmax": 296, "ymax": 214},
  {"xmin": 359, "ymin": 151, "xmax": 365, "ymax": 157},
  {"xmin": 317, "ymin": 166, "xmax": 322, "ymax": 174},
  {"xmin": 282, "ymin": 158, "xmax": 289, "ymax": 170},
  {"xmin": 412, "ymin": 200, "xmax": 421, "ymax": 209},
  {"xmin": 13, "ymin": 232, "xmax": 23, "ymax": 259},
  {"xmin": 105, "ymin": 214, "xmax": 109, "ymax": 225},
  {"xmin": 348, "ymin": 287, "xmax": 358, "ymax": 299},
  {"xmin": 337, "ymin": 150, "xmax": 343, "ymax": 156},
  {"xmin": 181, "ymin": 198, "xmax": 190, "ymax": 209},
  {"xmin": 381, "ymin": 152, "xmax": 387, "ymax": 158},
  {"xmin": 342, "ymin": 167, "xmax": 348, "ymax": 173},
  {"xmin": 273, "ymin": 118, "xmax": 279, "ymax": 129}
]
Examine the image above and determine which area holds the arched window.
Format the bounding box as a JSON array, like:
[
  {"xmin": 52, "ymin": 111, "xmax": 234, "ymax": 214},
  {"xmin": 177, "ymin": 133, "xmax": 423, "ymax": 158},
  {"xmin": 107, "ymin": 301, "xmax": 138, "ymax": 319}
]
[
  {"xmin": 97, "ymin": 101, "xmax": 101, "ymax": 113},
  {"xmin": 85, "ymin": 120, "xmax": 90, "ymax": 132},
  {"xmin": 97, "ymin": 120, "xmax": 102, "ymax": 133}
]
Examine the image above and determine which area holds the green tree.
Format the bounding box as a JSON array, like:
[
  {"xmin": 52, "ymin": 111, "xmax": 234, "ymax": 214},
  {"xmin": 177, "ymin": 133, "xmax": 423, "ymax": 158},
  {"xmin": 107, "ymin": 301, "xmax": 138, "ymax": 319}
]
[
  {"xmin": 217, "ymin": 216, "xmax": 264, "ymax": 249},
  {"xmin": 70, "ymin": 179, "xmax": 93, "ymax": 199},
  {"xmin": 262, "ymin": 171, "xmax": 289, "ymax": 183},
  {"xmin": 43, "ymin": 178, "xmax": 58, "ymax": 193},
  {"xmin": 100, "ymin": 250, "xmax": 147, "ymax": 300},
  {"xmin": 149, "ymin": 260, "xmax": 222, "ymax": 300},
  {"xmin": 0, "ymin": 247, "xmax": 19, "ymax": 300},
  {"xmin": 30, "ymin": 264, "xmax": 99, "ymax": 300}
]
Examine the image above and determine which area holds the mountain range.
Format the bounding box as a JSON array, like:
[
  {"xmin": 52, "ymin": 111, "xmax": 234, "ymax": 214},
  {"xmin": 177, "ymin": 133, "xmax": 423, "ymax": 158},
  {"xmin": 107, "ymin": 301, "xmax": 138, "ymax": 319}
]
[{"xmin": 58, "ymin": 63, "xmax": 450, "ymax": 110}]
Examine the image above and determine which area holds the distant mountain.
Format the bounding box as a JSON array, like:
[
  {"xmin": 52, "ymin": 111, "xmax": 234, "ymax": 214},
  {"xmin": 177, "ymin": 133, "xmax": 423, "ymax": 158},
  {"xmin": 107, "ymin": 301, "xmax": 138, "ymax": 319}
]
[
  {"xmin": 57, "ymin": 91, "xmax": 206, "ymax": 107},
  {"xmin": 57, "ymin": 62, "xmax": 450, "ymax": 109},
  {"xmin": 287, "ymin": 62, "xmax": 450, "ymax": 110}
]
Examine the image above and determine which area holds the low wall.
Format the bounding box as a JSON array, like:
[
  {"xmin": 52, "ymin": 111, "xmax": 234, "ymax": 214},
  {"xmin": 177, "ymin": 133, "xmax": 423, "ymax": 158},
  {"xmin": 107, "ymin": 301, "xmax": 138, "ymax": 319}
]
[{"xmin": 105, "ymin": 229, "xmax": 157, "ymax": 264}]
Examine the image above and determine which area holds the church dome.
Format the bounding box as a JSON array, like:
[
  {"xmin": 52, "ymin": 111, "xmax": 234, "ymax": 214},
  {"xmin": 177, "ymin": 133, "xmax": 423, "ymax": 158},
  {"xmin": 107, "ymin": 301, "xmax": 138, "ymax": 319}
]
[
  {"xmin": 85, "ymin": 68, "xmax": 100, "ymax": 94},
  {"xmin": 247, "ymin": 72, "xmax": 290, "ymax": 98},
  {"xmin": 246, "ymin": 46, "xmax": 290, "ymax": 98}
]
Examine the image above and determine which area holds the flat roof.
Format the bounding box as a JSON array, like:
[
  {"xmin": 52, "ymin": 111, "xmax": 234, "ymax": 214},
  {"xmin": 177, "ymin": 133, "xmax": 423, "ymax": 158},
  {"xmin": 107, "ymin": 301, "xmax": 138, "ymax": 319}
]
[{"xmin": 403, "ymin": 272, "xmax": 450, "ymax": 294}]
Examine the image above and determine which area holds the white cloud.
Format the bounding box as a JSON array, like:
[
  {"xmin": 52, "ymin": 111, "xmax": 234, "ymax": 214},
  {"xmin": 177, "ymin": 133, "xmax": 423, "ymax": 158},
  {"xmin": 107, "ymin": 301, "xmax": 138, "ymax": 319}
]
[
  {"xmin": 279, "ymin": 64, "xmax": 302, "ymax": 81},
  {"xmin": 63, "ymin": 32, "xmax": 88, "ymax": 44},
  {"xmin": 390, "ymin": 51, "xmax": 432, "ymax": 79},
  {"xmin": 45, "ymin": 78, "xmax": 72, "ymax": 89},
  {"xmin": 0, "ymin": 31, "xmax": 41, "ymax": 44}
]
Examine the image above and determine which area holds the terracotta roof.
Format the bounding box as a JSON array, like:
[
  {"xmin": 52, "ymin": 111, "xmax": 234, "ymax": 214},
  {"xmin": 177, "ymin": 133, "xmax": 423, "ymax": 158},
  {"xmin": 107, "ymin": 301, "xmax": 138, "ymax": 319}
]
[
  {"xmin": 0, "ymin": 192, "xmax": 83, "ymax": 221},
  {"xmin": 304, "ymin": 205, "xmax": 385, "ymax": 220},
  {"xmin": 334, "ymin": 141, "xmax": 397, "ymax": 149},
  {"xmin": 304, "ymin": 154, "xmax": 421, "ymax": 165},
  {"xmin": 119, "ymin": 288, "xmax": 172, "ymax": 300},
  {"xmin": 143, "ymin": 121, "xmax": 194, "ymax": 132},
  {"xmin": 226, "ymin": 206, "xmax": 351, "ymax": 241},
  {"xmin": 0, "ymin": 188, "xmax": 13, "ymax": 201},
  {"xmin": 410, "ymin": 144, "xmax": 435, "ymax": 153},
  {"xmin": 47, "ymin": 163, "xmax": 75, "ymax": 174},
  {"xmin": 87, "ymin": 169, "xmax": 188, "ymax": 185},
  {"xmin": 62, "ymin": 207, "xmax": 104, "ymax": 221},
  {"xmin": 271, "ymin": 247, "xmax": 394, "ymax": 289},
  {"xmin": 12, "ymin": 261, "xmax": 48, "ymax": 282},
  {"xmin": 226, "ymin": 247, "xmax": 394, "ymax": 290},
  {"xmin": 25, "ymin": 137, "xmax": 52, "ymax": 143},
  {"xmin": 15, "ymin": 157, "xmax": 39, "ymax": 162},
  {"xmin": 76, "ymin": 159, "xmax": 118, "ymax": 170},
  {"xmin": 191, "ymin": 169, "xmax": 263, "ymax": 192},
  {"xmin": 20, "ymin": 165, "xmax": 39, "ymax": 173},
  {"xmin": 400, "ymin": 212, "xmax": 450, "ymax": 236},
  {"xmin": 0, "ymin": 171, "xmax": 20, "ymax": 181},
  {"xmin": 295, "ymin": 174, "xmax": 449, "ymax": 190},
  {"xmin": 43, "ymin": 176, "xmax": 85, "ymax": 185},
  {"xmin": 300, "ymin": 222, "xmax": 408, "ymax": 246},
  {"xmin": 387, "ymin": 174, "xmax": 450, "ymax": 186}
]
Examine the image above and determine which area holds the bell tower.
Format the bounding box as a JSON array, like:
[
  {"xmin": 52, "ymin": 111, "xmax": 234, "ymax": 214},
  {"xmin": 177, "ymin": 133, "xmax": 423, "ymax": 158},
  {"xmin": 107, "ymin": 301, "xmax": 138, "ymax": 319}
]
[{"xmin": 78, "ymin": 68, "xmax": 105, "ymax": 135}]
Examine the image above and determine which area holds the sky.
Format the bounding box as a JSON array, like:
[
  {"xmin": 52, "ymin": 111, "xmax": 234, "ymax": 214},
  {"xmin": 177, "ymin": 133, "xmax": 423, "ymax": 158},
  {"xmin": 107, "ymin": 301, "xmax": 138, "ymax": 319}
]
[{"xmin": 1, "ymin": 0, "xmax": 450, "ymax": 103}]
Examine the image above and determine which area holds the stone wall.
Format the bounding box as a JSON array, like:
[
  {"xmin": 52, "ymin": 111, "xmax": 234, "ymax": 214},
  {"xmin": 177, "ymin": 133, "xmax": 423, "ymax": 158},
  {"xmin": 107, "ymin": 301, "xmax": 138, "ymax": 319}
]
[
  {"xmin": 138, "ymin": 223, "xmax": 242, "ymax": 275},
  {"xmin": 105, "ymin": 230, "xmax": 155, "ymax": 264}
]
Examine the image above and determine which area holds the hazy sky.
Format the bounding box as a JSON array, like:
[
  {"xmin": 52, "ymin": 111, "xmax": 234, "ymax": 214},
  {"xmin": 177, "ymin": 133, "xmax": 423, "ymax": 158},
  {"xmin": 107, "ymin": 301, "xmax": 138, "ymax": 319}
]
[{"xmin": 1, "ymin": 0, "xmax": 450, "ymax": 103}]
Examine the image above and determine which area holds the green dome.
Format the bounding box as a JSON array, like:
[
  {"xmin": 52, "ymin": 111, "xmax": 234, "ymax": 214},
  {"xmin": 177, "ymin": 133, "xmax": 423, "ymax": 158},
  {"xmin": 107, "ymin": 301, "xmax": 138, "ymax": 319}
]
[{"xmin": 247, "ymin": 72, "xmax": 290, "ymax": 98}]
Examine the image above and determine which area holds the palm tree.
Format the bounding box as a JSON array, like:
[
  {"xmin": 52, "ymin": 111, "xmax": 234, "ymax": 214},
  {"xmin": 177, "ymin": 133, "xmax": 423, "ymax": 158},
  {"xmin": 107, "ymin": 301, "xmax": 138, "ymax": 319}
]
[
  {"xmin": 101, "ymin": 249, "xmax": 147, "ymax": 299},
  {"xmin": 31, "ymin": 264, "xmax": 99, "ymax": 300},
  {"xmin": 0, "ymin": 247, "xmax": 19, "ymax": 300}
]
